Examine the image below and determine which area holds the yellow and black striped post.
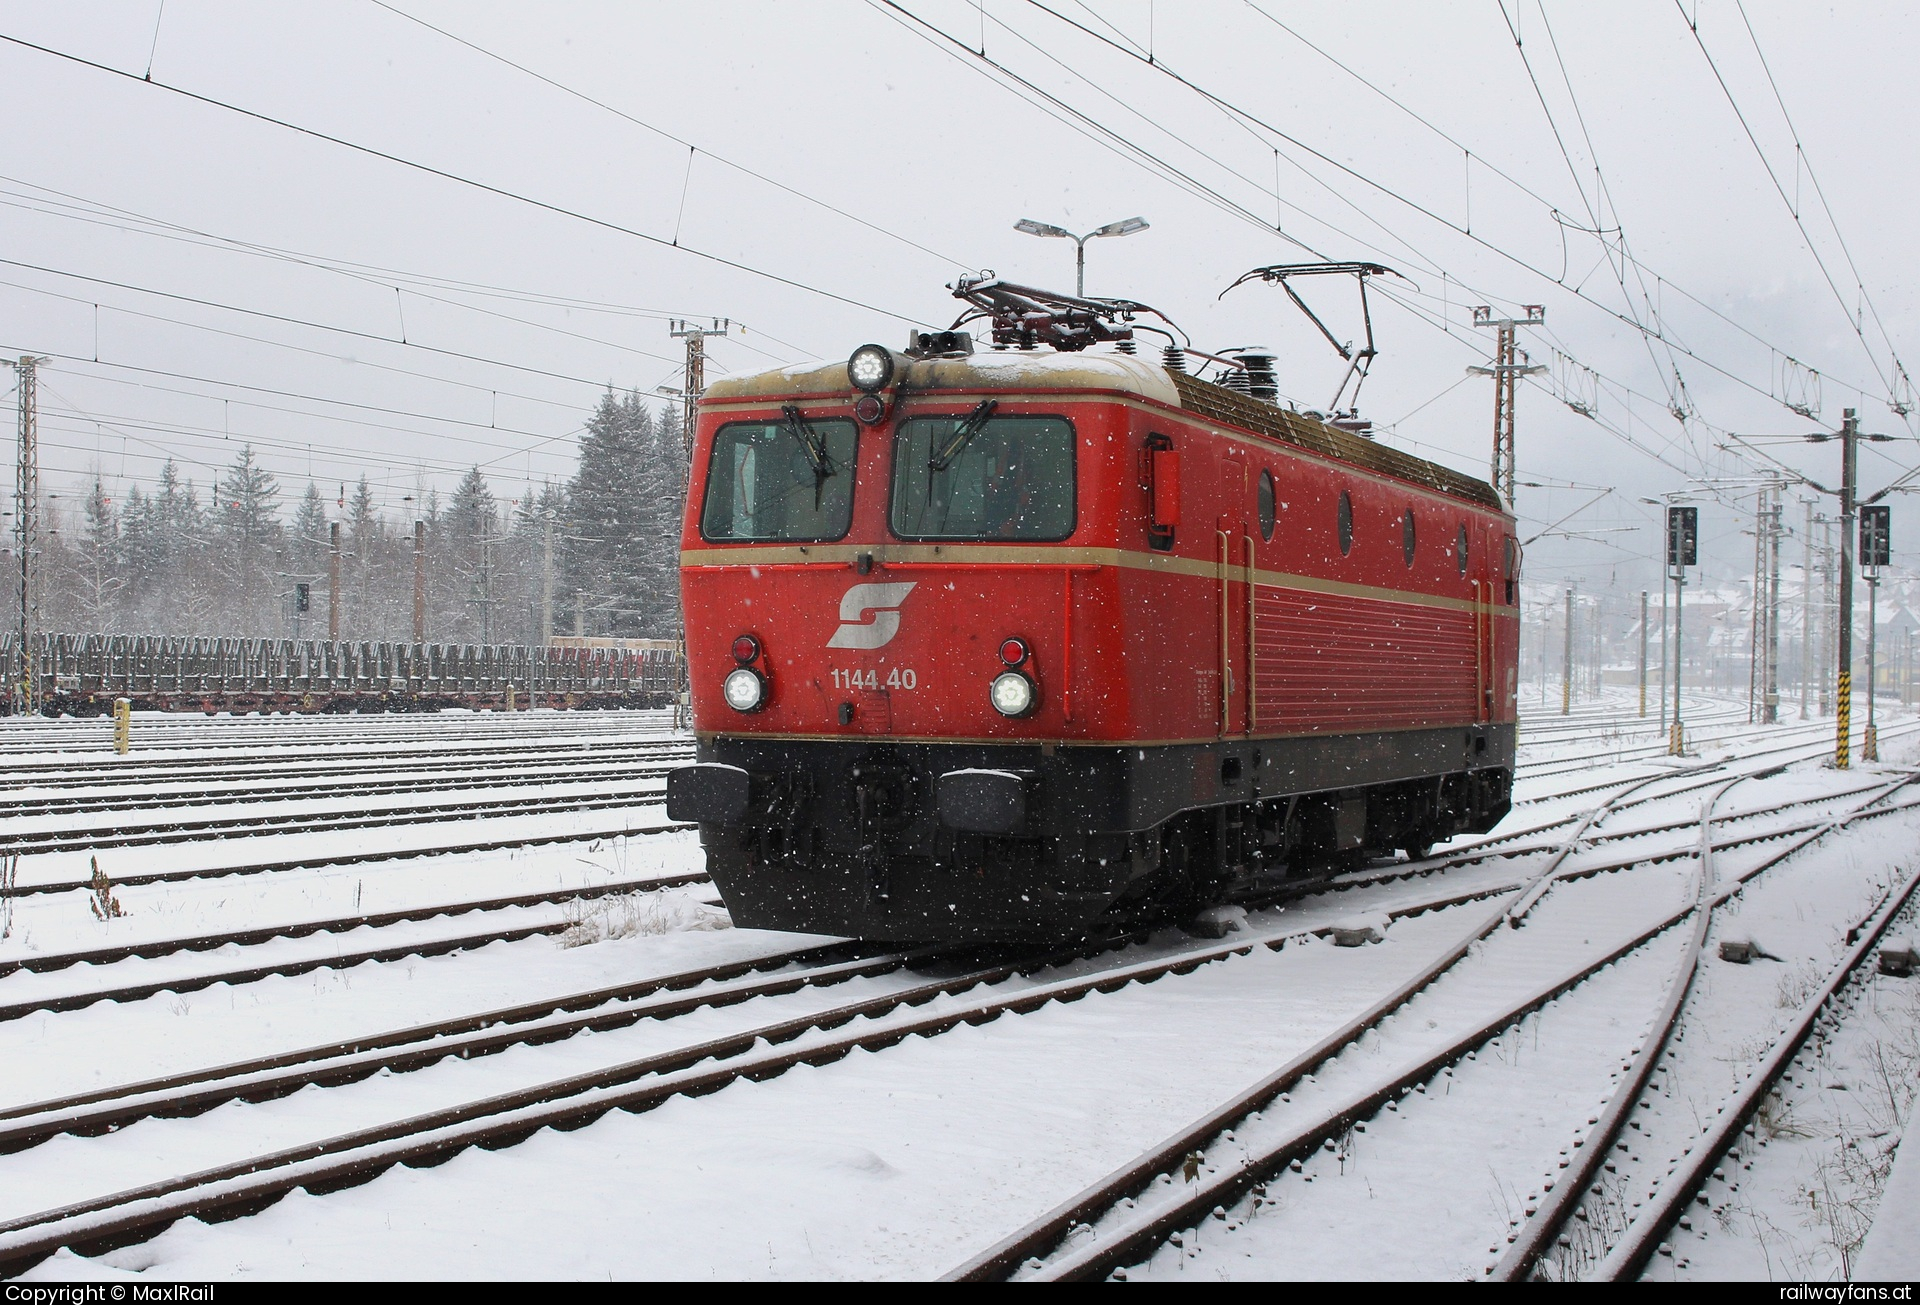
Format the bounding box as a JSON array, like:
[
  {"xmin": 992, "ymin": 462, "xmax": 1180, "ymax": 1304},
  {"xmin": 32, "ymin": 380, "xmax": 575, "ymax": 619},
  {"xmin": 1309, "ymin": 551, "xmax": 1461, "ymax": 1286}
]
[
  {"xmin": 1836, "ymin": 670, "xmax": 1851, "ymax": 769},
  {"xmin": 112, "ymin": 697, "xmax": 130, "ymax": 755}
]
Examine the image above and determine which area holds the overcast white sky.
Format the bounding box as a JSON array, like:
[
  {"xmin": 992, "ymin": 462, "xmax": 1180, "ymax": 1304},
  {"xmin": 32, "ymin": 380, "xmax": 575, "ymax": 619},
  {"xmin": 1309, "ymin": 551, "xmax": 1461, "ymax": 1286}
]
[{"xmin": 0, "ymin": 0, "xmax": 1913, "ymax": 595}]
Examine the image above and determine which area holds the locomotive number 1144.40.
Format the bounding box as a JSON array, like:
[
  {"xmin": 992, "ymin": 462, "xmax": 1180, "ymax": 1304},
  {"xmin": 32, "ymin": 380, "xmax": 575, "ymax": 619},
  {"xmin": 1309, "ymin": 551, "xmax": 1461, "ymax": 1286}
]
[{"xmin": 830, "ymin": 667, "xmax": 917, "ymax": 690}]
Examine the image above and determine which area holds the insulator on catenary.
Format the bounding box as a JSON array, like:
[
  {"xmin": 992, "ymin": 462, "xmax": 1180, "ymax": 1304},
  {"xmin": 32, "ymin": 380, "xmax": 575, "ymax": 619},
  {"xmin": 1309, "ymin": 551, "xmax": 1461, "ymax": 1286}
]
[{"xmin": 1162, "ymin": 344, "xmax": 1187, "ymax": 373}]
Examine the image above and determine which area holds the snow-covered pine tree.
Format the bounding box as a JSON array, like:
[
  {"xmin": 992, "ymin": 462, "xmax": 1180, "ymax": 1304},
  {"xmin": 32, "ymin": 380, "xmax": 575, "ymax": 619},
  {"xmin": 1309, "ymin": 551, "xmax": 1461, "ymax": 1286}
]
[{"xmin": 213, "ymin": 446, "xmax": 283, "ymax": 633}]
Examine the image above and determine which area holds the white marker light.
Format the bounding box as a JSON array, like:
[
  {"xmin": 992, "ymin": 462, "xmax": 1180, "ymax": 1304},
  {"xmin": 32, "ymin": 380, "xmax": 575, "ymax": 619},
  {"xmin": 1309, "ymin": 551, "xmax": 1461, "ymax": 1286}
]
[
  {"xmin": 723, "ymin": 667, "xmax": 766, "ymax": 712},
  {"xmin": 989, "ymin": 671, "xmax": 1035, "ymax": 717}
]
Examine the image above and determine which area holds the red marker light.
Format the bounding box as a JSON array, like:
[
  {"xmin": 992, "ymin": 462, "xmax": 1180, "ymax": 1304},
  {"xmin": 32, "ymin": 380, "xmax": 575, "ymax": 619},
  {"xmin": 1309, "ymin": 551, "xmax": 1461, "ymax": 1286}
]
[
  {"xmin": 998, "ymin": 637, "xmax": 1029, "ymax": 667},
  {"xmin": 731, "ymin": 635, "xmax": 760, "ymax": 664}
]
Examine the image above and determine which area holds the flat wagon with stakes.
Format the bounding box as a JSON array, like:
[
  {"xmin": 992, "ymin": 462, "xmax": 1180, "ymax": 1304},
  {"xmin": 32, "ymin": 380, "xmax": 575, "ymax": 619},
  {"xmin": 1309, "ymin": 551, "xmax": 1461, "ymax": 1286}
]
[{"xmin": 667, "ymin": 273, "xmax": 1519, "ymax": 939}]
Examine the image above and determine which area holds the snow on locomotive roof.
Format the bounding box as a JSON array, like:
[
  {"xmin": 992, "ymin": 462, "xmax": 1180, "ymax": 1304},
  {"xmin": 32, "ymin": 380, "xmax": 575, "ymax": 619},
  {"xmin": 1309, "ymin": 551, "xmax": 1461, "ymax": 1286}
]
[
  {"xmin": 704, "ymin": 351, "xmax": 1501, "ymax": 510},
  {"xmin": 703, "ymin": 350, "xmax": 1183, "ymax": 407}
]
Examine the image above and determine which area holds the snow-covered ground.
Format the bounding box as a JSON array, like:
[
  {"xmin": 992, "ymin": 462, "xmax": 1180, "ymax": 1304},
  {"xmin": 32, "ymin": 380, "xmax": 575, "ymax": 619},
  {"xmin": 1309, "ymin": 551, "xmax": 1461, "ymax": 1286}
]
[{"xmin": 2, "ymin": 695, "xmax": 1916, "ymax": 1281}]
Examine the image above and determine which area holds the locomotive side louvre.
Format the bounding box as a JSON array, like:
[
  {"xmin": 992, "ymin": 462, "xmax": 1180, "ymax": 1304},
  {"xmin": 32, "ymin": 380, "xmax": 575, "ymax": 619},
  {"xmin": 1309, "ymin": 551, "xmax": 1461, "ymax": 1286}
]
[{"xmin": 670, "ymin": 351, "xmax": 1517, "ymax": 939}]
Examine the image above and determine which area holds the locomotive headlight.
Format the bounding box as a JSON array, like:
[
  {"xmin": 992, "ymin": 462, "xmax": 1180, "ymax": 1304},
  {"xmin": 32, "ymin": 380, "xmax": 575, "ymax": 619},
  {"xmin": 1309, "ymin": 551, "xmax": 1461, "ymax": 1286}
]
[
  {"xmin": 847, "ymin": 344, "xmax": 894, "ymax": 393},
  {"xmin": 989, "ymin": 671, "xmax": 1035, "ymax": 718},
  {"xmin": 723, "ymin": 667, "xmax": 767, "ymax": 713}
]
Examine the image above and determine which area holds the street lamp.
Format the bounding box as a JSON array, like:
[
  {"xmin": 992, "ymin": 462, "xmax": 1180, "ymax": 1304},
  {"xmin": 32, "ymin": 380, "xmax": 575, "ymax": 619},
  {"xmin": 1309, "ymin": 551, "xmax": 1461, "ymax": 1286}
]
[{"xmin": 1014, "ymin": 216, "xmax": 1149, "ymax": 296}]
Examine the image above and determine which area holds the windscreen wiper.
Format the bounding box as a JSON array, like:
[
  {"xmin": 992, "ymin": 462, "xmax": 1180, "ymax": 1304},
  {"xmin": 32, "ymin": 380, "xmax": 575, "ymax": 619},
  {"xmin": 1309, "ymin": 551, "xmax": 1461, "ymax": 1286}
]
[
  {"xmin": 929, "ymin": 399, "xmax": 999, "ymax": 472},
  {"xmin": 780, "ymin": 405, "xmax": 835, "ymax": 506}
]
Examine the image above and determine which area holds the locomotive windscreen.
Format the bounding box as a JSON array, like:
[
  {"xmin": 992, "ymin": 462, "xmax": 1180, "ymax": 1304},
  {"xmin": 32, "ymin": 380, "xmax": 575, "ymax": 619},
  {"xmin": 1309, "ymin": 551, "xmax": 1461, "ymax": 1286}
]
[
  {"xmin": 890, "ymin": 415, "xmax": 1075, "ymax": 540},
  {"xmin": 700, "ymin": 418, "xmax": 858, "ymax": 541}
]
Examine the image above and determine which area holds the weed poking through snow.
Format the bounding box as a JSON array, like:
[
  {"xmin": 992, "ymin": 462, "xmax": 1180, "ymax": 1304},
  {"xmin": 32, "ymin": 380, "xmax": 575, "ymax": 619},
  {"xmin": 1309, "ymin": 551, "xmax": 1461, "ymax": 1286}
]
[
  {"xmin": 87, "ymin": 857, "xmax": 125, "ymax": 921},
  {"xmin": 0, "ymin": 852, "xmax": 15, "ymax": 940}
]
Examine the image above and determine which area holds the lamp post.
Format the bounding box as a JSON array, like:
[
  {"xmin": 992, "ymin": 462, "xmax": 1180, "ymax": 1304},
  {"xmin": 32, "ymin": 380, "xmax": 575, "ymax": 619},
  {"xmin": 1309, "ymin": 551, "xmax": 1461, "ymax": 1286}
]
[{"xmin": 1013, "ymin": 217, "xmax": 1149, "ymax": 296}]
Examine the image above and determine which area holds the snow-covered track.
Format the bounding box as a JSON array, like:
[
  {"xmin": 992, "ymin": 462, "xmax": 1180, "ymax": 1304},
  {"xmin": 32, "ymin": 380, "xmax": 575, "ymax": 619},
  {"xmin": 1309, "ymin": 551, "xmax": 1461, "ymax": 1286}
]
[
  {"xmin": 948, "ymin": 764, "xmax": 1920, "ymax": 1280},
  {"xmin": 0, "ymin": 870, "xmax": 715, "ymax": 1020},
  {"xmin": 0, "ymin": 786, "xmax": 679, "ymax": 879},
  {"xmin": 0, "ymin": 935, "xmax": 893, "ymax": 1153},
  {"xmin": 1451, "ymin": 717, "xmax": 1920, "ymax": 863},
  {"xmin": 0, "ymin": 748, "xmax": 692, "ymax": 819},
  {"xmin": 1593, "ymin": 869, "xmax": 1920, "ymax": 1281},
  {"xmin": 1518, "ymin": 710, "xmax": 1827, "ymax": 781},
  {"xmin": 1497, "ymin": 777, "xmax": 1920, "ymax": 1281},
  {"xmin": 0, "ymin": 735, "xmax": 690, "ymax": 792},
  {"xmin": 942, "ymin": 768, "xmax": 1727, "ymax": 1280},
  {"xmin": 0, "ymin": 868, "xmax": 1546, "ymax": 1276}
]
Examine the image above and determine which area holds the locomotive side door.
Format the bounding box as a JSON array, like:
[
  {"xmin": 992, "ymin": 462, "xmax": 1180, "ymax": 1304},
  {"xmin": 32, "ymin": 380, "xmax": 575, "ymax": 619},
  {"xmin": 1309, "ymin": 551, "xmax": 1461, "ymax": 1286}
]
[
  {"xmin": 1217, "ymin": 448, "xmax": 1252, "ymax": 737},
  {"xmin": 1473, "ymin": 519, "xmax": 1499, "ymax": 722}
]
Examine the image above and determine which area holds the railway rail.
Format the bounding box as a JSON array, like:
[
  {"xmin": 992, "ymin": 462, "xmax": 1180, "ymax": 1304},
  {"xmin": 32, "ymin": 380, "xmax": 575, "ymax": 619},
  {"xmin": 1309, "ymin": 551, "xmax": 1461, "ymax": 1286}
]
[
  {"xmin": 0, "ymin": 868, "xmax": 1529, "ymax": 1275},
  {"xmin": 0, "ymin": 704, "xmax": 1909, "ymax": 1277},
  {"xmin": 943, "ymin": 766, "xmax": 1920, "ymax": 1280},
  {"xmin": 2, "ymin": 742, "xmax": 1913, "ymax": 1276},
  {"xmin": 1495, "ymin": 795, "xmax": 1920, "ymax": 1279},
  {"xmin": 0, "ymin": 781, "xmax": 678, "ymax": 874},
  {"xmin": 0, "ymin": 869, "xmax": 714, "ymax": 1019}
]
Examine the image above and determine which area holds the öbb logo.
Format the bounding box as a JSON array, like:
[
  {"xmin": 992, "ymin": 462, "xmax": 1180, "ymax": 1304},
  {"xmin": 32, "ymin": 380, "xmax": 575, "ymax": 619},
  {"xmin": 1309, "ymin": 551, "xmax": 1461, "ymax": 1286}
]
[{"xmin": 827, "ymin": 581, "xmax": 917, "ymax": 649}]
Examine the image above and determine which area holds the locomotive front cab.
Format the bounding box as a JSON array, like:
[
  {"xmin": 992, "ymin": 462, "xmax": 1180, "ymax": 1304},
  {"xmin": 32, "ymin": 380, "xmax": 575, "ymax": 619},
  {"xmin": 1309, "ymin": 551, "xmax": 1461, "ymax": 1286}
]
[{"xmin": 670, "ymin": 349, "xmax": 1172, "ymax": 939}]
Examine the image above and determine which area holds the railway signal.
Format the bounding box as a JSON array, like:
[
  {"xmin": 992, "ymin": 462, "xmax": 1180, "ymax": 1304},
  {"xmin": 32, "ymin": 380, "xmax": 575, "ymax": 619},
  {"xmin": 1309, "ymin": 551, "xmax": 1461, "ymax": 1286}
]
[
  {"xmin": 1861, "ymin": 503, "xmax": 1891, "ymax": 761},
  {"xmin": 1666, "ymin": 505, "xmax": 1698, "ymax": 756}
]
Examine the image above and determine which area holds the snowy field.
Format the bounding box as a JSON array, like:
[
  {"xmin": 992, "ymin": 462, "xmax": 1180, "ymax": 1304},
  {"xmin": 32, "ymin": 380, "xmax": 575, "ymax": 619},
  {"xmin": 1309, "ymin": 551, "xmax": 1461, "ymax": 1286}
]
[{"xmin": 0, "ymin": 695, "xmax": 1916, "ymax": 1282}]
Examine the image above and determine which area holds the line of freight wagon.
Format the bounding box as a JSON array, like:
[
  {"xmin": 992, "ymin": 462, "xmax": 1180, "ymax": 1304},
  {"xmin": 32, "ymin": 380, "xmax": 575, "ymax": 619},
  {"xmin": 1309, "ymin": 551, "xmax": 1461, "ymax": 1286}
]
[{"xmin": 0, "ymin": 633, "xmax": 684, "ymax": 716}]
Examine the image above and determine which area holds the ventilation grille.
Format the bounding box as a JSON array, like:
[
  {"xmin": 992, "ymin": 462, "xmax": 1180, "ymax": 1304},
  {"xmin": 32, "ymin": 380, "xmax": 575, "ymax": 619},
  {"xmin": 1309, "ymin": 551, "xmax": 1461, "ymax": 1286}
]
[{"xmin": 1169, "ymin": 372, "xmax": 1501, "ymax": 510}]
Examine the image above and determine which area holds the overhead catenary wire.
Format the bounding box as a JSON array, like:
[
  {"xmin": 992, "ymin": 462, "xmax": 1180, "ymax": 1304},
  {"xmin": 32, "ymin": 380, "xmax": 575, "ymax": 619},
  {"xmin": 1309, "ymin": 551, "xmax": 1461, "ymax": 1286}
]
[
  {"xmin": 1676, "ymin": 0, "xmax": 1913, "ymax": 420},
  {"xmin": 0, "ymin": 255, "xmax": 678, "ymax": 389},
  {"xmin": 996, "ymin": 0, "xmax": 1899, "ymax": 430},
  {"xmin": 0, "ymin": 29, "xmax": 938, "ymax": 329},
  {"xmin": 366, "ymin": 0, "xmax": 974, "ymax": 277},
  {"xmin": 0, "ymin": 174, "xmax": 808, "ymax": 365},
  {"xmin": 1234, "ymin": 0, "xmax": 1888, "ymax": 412}
]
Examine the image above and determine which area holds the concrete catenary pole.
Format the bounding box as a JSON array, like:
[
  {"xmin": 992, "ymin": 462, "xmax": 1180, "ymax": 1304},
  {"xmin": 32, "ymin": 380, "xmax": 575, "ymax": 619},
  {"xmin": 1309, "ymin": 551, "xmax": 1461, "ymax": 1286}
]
[
  {"xmin": 1765, "ymin": 484, "xmax": 1782, "ymax": 723},
  {"xmin": 411, "ymin": 520, "xmax": 426, "ymax": 643},
  {"xmin": 328, "ymin": 520, "xmax": 342, "ymax": 641},
  {"xmin": 669, "ymin": 319, "xmax": 728, "ymax": 731},
  {"xmin": 1820, "ymin": 515, "xmax": 1834, "ymax": 717},
  {"xmin": 1639, "ymin": 590, "xmax": 1649, "ymax": 718},
  {"xmin": 1659, "ymin": 577, "xmax": 1669, "ymax": 734},
  {"xmin": 541, "ymin": 513, "xmax": 555, "ymax": 646},
  {"xmin": 1801, "ymin": 498, "xmax": 1814, "ymax": 719},
  {"xmin": 1836, "ymin": 410, "xmax": 1859, "ymax": 767},
  {"xmin": 1749, "ymin": 489, "xmax": 1765, "ymax": 723},
  {"xmin": 1562, "ymin": 588, "xmax": 1574, "ymax": 716}
]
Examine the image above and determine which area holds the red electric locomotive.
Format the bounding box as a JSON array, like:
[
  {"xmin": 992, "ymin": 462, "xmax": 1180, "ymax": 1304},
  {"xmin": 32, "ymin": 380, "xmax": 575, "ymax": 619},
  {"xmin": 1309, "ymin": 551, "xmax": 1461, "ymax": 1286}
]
[{"xmin": 667, "ymin": 277, "xmax": 1519, "ymax": 940}]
